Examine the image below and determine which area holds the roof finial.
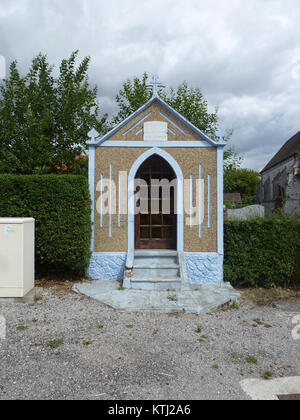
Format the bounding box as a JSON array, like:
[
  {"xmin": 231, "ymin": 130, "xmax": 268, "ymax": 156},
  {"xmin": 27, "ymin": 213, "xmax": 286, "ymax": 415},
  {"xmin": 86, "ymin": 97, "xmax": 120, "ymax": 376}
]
[{"xmin": 146, "ymin": 74, "xmax": 166, "ymax": 97}]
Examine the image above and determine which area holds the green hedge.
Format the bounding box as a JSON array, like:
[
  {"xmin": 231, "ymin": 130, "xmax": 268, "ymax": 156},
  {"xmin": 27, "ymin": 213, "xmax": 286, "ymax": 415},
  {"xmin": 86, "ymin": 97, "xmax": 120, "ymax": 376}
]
[
  {"xmin": 224, "ymin": 217, "xmax": 300, "ymax": 287},
  {"xmin": 0, "ymin": 175, "xmax": 91, "ymax": 278}
]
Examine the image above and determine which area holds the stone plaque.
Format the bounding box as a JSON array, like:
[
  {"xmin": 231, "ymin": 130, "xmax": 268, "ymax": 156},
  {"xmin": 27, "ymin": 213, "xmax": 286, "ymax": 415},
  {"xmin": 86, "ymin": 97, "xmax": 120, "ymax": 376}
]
[{"xmin": 144, "ymin": 121, "xmax": 168, "ymax": 141}]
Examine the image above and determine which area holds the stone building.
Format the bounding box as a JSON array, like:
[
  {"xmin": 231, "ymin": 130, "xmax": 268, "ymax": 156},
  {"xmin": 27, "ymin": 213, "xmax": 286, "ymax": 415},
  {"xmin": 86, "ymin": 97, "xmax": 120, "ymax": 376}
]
[
  {"xmin": 86, "ymin": 77, "xmax": 225, "ymax": 289},
  {"xmin": 257, "ymin": 131, "xmax": 300, "ymax": 216}
]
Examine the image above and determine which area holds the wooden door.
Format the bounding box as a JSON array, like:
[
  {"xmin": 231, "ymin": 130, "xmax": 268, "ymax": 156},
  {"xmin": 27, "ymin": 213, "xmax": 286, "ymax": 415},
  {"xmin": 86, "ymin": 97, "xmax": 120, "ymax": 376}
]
[{"xmin": 135, "ymin": 154, "xmax": 177, "ymax": 250}]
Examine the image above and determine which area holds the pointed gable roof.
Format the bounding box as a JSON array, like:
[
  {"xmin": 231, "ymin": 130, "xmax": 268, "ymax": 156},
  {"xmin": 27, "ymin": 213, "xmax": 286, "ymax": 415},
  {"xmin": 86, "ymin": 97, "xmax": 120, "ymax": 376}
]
[
  {"xmin": 262, "ymin": 131, "xmax": 300, "ymax": 173},
  {"xmin": 87, "ymin": 96, "xmax": 225, "ymax": 147}
]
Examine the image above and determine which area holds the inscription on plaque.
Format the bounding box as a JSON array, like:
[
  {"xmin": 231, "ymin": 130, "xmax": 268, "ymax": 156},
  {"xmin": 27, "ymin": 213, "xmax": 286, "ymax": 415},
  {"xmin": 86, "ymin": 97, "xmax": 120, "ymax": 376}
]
[{"xmin": 144, "ymin": 121, "xmax": 168, "ymax": 141}]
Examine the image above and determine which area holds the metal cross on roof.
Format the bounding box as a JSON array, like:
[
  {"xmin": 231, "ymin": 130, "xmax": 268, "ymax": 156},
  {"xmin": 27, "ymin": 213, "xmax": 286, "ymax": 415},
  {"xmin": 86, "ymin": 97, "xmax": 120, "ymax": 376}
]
[{"xmin": 146, "ymin": 74, "xmax": 166, "ymax": 97}]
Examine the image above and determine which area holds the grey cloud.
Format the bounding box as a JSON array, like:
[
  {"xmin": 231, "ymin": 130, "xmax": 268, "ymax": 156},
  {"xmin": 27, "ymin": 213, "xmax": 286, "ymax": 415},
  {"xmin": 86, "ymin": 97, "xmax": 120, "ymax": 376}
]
[{"xmin": 0, "ymin": 0, "xmax": 300, "ymax": 171}]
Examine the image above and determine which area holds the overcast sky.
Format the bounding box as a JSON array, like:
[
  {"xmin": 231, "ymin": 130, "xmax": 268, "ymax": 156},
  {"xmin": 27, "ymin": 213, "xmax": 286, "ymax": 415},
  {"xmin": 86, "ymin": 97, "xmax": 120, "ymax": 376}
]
[{"xmin": 1, "ymin": 0, "xmax": 300, "ymax": 171}]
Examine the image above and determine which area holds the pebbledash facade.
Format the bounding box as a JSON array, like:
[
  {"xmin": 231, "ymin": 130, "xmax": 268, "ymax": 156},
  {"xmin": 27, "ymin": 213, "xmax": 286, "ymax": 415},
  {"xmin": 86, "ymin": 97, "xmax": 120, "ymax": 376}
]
[{"xmin": 87, "ymin": 92, "xmax": 225, "ymax": 287}]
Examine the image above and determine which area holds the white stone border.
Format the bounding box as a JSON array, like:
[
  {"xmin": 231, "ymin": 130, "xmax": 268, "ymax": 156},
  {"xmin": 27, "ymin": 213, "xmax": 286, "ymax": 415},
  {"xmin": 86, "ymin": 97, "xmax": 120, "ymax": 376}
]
[{"xmin": 240, "ymin": 377, "xmax": 300, "ymax": 400}]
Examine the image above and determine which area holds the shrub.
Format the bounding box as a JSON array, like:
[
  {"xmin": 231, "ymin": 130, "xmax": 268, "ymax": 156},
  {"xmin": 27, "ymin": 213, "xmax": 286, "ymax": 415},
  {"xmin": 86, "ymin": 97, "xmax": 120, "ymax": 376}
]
[
  {"xmin": 0, "ymin": 175, "xmax": 91, "ymax": 279},
  {"xmin": 224, "ymin": 215, "xmax": 300, "ymax": 287}
]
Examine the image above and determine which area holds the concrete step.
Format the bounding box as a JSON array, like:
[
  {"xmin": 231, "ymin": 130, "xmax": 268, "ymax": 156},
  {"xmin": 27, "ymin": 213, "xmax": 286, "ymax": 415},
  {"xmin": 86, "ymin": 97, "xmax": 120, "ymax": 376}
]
[
  {"xmin": 133, "ymin": 266, "xmax": 180, "ymax": 277},
  {"xmin": 123, "ymin": 250, "xmax": 187, "ymax": 291},
  {"xmin": 134, "ymin": 250, "xmax": 178, "ymax": 256},
  {"xmin": 130, "ymin": 277, "xmax": 182, "ymax": 291},
  {"xmin": 134, "ymin": 251, "xmax": 179, "ymax": 266}
]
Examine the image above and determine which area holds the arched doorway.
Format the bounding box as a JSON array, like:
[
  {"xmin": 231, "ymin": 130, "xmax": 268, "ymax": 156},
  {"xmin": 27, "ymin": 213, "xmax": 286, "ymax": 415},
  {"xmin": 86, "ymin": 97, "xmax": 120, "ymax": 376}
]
[{"xmin": 134, "ymin": 154, "xmax": 177, "ymax": 250}]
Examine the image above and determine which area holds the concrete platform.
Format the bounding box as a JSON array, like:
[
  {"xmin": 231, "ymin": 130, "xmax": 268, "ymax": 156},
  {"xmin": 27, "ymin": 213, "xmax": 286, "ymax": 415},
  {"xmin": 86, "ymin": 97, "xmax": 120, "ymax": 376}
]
[
  {"xmin": 72, "ymin": 280, "xmax": 240, "ymax": 314},
  {"xmin": 0, "ymin": 287, "xmax": 43, "ymax": 304}
]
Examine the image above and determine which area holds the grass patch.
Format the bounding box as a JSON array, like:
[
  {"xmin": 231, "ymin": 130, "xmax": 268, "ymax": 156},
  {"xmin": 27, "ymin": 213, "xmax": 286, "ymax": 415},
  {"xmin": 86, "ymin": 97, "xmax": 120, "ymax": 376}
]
[
  {"xmin": 118, "ymin": 286, "xmax": 126, "ymax": 291},
  {"xmin": 126, "ymin": 325, "xmax": 134, "ymax": 329},
  {"xmin": 231, "ymin": 301, "xmax": 239, "ymax": 309},
  {"xmin": 16, "ymin": 325, "xmax": 28, "ymax": 331},
  {"xmin": 47, "ymin": 339, "xmax": 64, "ymax": 349},
  {"xmin": 211, "ymin": 364, "xmax": 219, "ymax": 369},
  {"xmin": 262, "ymin": 371, "xmax": 273, "ymax": 380},
  {"xmin": 245, "ymin": 356, "xmax": 258, "ymax": 364}
]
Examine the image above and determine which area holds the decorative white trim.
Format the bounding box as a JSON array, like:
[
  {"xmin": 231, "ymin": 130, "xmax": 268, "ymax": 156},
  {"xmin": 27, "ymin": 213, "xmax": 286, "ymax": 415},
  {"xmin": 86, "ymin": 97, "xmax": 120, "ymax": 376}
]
[
  {"xmin": 217, "ymin": 147, "xmax": 224, "ymax": 255},
  {"xmin": 87, "ymin": 96, "xmax": 226, "ymax": 147},
  {"xmin": 199, "ymin": 164, "xmax": 203, "ymax": 238},
  {"xmin": 88, "ymin": 145, "xmax": 95, "ymax": 252},
  {"xmin": 98, "ymin": 141, "xmax": 213, "ymax": 148},
  {"xmin": 123, "ymin": 111, "xmax": 152, "ymax": 135},
  {"xmin": 190, "ymin": 174, "xmax": 193, "ymax": 228},
  {"xmin": 109, "ymin": 163, "xmax": 112, "ymax": 238},
  {"xmin": 168, "ymin": 127, "xmax": 176, "ymax": 136},
  {"xmin": 160, "ymin": 111, "xmax": 188, "ymax": 135},
  {"xmin": 208, "ymin": 174, "xmax": 211, "ymax": 228},
  {"xmin": 128, "ymin": 147, "xmax": 184, "ymax": 251},
  {"xmin": 100, "ymin": 173, "xmax": 104, "ymax": 228},
  {"xmin": 118, "ymin": 172, "xmax": 121, "ymax": 227}
]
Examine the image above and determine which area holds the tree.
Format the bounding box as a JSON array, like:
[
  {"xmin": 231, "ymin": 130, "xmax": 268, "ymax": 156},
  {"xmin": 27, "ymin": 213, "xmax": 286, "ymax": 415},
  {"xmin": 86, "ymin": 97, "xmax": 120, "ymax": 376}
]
[
  {"xmin": 0, "ymin": 51, "xmax": 107, "ymax": 174},
  {"xmin": 224, "ymin": 168, "xmax": 261, "ymax": 203},
  {"xmin": 111, "ymin": 72, "xmax": 242, "ymax": 168},
  {"xmin": 112, "ymin": 72, "xmax": 152, "ymax": 125}
]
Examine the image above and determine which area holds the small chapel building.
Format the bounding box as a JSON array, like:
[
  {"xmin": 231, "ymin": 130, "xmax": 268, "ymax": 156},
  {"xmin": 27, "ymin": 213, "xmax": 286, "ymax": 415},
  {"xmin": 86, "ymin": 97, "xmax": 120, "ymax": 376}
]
[{"xmin": 87, "ymin": 77, "xmax": 225, "ymax": 290}]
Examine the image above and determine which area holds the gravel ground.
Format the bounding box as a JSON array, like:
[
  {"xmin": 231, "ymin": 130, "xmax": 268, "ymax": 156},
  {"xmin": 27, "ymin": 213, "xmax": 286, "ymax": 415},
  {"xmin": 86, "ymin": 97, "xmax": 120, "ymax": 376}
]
[{"xmin": 0, "ymin": 285, "xmax": 299, "ymax": 400}]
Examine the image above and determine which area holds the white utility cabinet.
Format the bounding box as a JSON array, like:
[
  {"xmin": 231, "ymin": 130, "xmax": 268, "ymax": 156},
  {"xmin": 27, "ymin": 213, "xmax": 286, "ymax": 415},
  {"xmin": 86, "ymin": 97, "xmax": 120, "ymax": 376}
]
[{"xmin": 0, "ymin": 218, "xmax": 35, "ymax": 297}]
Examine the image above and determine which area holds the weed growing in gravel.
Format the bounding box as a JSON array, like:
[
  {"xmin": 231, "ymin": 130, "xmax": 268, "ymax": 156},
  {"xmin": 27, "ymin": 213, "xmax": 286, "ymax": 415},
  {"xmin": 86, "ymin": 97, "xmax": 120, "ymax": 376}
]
[
  {"xmin": 230, "ymin": 353, "xmax": 237, "ymax": 359},
  {"xmin": 198, "ymin": 335, "xmax": 208, "ymax": 342},
  {"xmin": 253, "ymin": 318, "xmax": 264, "ymax": 325},
  {"xmin": 118, "ymin": 286, "xmax": 125, "ymax": 291},
  {"xmin": 153, "ymin": 329, "xmax": 159, "ymax": 335},
  {"xmin": 196, "ymin": 325, "xmax": 202, "ymax": 334},
  {"xmin": 252, "ymin": 318, "xmax": 273, "ymax": 328},
  {"xmin": 126, "ymin": 325, "xmax": 134, "ymax": 329},
  {"xmin": 83, "ymin": 340, "xmax": 93, "ymax": 346},
  {"xmin": 211, "ymin": 364, "xmax": 219, "ymax": 369},
  {"xmin": 97, "ymin": 324, "xmax": 104, "ymax": 329},
  {"xmin": 245, "ymin": 356, "xmax": 258, "ymax": 364},
  {"xmin": 16, "ymin": 325, "xmax": 28, "ymax": 331},
  {"xmin": 262, "ymin": 371, "xmax": 273, "ymax": 379},
  {"xmin": 231, "ymin": 301, "xmax": 239, "ymax": 309},
  {"xmin": 47, "ymin": 339, "xmax": 64, "ymax": 349}
]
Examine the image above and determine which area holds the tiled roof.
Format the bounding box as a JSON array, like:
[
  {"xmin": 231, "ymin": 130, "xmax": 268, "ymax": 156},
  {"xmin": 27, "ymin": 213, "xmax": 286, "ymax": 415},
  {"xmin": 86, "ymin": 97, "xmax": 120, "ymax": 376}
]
[
  {"xmin": 224, "ymin": 193, "xmax": 242, "ymax": 204},
  {"xmin": 262, "ymin": 131, "xmax": 300, "ymax": 173}
]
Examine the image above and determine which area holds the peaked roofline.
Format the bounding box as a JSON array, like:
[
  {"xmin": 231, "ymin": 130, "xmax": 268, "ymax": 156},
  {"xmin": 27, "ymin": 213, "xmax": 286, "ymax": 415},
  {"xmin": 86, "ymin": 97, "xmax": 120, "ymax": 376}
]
[
  {"xmin": 261, "ymin": 131, "xmax": 300, "ymax": 173},
  {"xmin": 87, "ymin": 96, "xmax": 226, "ymax": 147}
]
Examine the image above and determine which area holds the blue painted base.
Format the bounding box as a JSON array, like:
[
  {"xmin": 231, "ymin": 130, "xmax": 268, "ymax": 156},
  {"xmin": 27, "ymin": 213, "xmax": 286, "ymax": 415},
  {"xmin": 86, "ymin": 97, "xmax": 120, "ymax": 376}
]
[
  {"xmin": 88, "ymin": 252, "xmax": 223, "ymax": 284},
  {"xmin": 185, "ymin": 253, "xmax": 223, "ymax": 284},
  {"xmin": 88, "ymin": 253, "xmax": 126, "ymax": 280}
]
